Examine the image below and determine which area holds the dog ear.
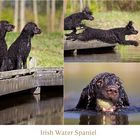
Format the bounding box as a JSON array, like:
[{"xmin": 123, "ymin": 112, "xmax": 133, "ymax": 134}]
[
  {"xmin": 82, "ymin": 7, "xmax": 93, "ymax": 16},
  {"xmin": 76, "ymin": 84, "xmax": 96, "ymax": 109},
  {"xmin": 82, "ymin": 7, "xmax": 89, "ymax": 13},
  {"xmin": 23, "ymin": 24, "xmax": 29, "ymax": 31},
  {"xmin": 126, "ymin": 21, "xmax": 133, "ymax": 28},
  {"xmin": 118, "ymin": 85, "xmax": 130, "ymax": 106},
  {"xmin": 76, "ymin": 75, "xmax": 98, "ymax": 110}
]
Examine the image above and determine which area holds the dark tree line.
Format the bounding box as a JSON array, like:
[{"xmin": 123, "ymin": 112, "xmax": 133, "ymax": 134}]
[
  {"xmin": 65, "ymin": 0, "xmax": 140, "ymax": 13},
  {"xmin": 103, "ymin": 0, "xmax": 140, "ymax": 11},
  {"xmin": 0, "ymin": 0, "xmax": 64, "ymax": 32}
]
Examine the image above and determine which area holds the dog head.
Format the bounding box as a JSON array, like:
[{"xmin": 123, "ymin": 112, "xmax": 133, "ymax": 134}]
[
  {"xmin": 23, "ymin": 22, "xmax": 42, "ymax": 37},
  {"xmin": 125, "ymin": 21, "xmax": 138, "ymax": 35},
  {"xmin": 0, "ymin": 20, "xmax": 14, "ymax": 37},
  {"xmin": 82, "ymin": 7, "xmax": 94, "ymax": 21},
  {"xmin": 90, "ymin": 73, "xmax": 128, "ymax": 112}
]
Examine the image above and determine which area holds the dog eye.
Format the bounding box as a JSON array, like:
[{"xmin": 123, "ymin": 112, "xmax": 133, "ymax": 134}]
[
  {"xmin": 96, "ymin": 80, "xmax": 103, "ymax": 87},
  {"xmin": 116, "ymin": 81, "xmax": 120, "ymax": 87}
]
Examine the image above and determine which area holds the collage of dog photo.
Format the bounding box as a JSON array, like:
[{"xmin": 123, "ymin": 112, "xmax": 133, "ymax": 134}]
[
  {"xmin": 64, "ymin": 0, "xmax": 140, "ymax": 125},
  {"xmin": 0, "ymin": 0, "xmax": 140, "ymax": 129}
]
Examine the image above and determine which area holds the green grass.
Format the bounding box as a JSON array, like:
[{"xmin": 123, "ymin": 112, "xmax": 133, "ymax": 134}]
[
  {"xmin": 65, "ymin": 11, "xmax": 140, "ymax": 31},
  {"xmin": 84, "ymin": 11, "xmax": 140, "ymax": 30},
  {"xmin": 6, "ymin": 32, "xmax": 64, "ymax": 67}
]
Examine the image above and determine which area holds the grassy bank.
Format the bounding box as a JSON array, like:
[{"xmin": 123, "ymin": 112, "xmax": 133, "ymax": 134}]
[
  {"xmin": 65, "ymin": 11, "xmax": 140, "ymax": 44},
  {"xmin": 85, "ymin": 11, "xmax": 140, "ymax": 29},
  {"xmin": 6, "ymin": 32, "xmax": 64, "ymax": 67}
]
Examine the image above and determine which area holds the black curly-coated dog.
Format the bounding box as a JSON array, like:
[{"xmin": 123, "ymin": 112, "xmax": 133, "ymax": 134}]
[
  {"xmin": 68, "ymin": 21, "xmax": 139, "ymax": 46},
  {"xmin": 64, "ymin": 7, "xmax": 94, "ymax": 37},
  {"xmin": 76, "ymin": 72, "xmax": 130, "ymax": 112},
  {"xmin": 0, "ymin": 20, "xmax": 14, "ymax": 71},
  {"xmin": 8, "ymin": 22, "xmax": 41, "ymax": 70}
]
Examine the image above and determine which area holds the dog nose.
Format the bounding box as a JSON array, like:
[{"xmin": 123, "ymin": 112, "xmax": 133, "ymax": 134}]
[
  {"xmin": 90, "ymin": 17, "xmax": 94, "ymax": 20},
  {"xmin": 12, "ymin": 25, "xmax": 15, "ymax": 29},
  {"xmin": 38, "ymin": 28, "xmax": 42, "ymax": 34},
  {"xmin": 135, "ymin": 30, "xmax": 138, "ymax": 34},
  {"xmin": 106, "ymin": 86, "xmax": 118, "ymax": 97}
]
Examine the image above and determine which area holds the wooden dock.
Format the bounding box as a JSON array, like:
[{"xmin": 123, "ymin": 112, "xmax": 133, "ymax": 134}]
[
  {"xmin": 64, "ymin": 40, "xmax": 116, "ymax": 55},
  {"xmin": 0, "ymin": 68, "xmax": 63, "ymax": 96}
]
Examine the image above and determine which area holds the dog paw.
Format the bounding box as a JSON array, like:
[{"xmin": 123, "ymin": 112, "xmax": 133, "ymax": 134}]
[
  {"xmin": 65, "ymin": 33, "xmax": 70, "ymax": 37},
  {"xmin": 134, "ymin": 42, "xmax": 139, "ymax": 46},
  {"xmin": 66, "ymin": 37, "xmax": 70, "ymax": 40}
]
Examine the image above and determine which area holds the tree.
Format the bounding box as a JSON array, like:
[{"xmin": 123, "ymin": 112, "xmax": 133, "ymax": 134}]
[
  {"xmin": 87, "ymin": 0, "xmax": 91, "ymax": 8},
  {"xmin": 51, "ymin": 0, "xmax": 55, "ymax": 32},
  {"xmin": 20, "ymin": 0, "xmax": 25, "ymax": 31},
  {"xmin": 0, "ymin": 0, "xmax": 3, "ymax": 20},
  {"xmin": 60, "ymin": 0, "xmax": 67, "ymax": 31},
  {"xmin": 14, "ymin": 0, "xmax": 19, "ymax": 32},
  {"xmin": 46, "ymin": 0, "xmax": 51, "ymax": 31},
  {"xmin": 80, "ymin": 0, "xmax": 83, "ymax": 11},
  {"xmin": 33, "ymin": 0, "xmax": 38, "ymax": 25}
]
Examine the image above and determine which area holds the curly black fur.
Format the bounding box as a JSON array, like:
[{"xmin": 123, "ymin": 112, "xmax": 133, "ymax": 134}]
[
  {"xmin": 8, "ymin": 22, "xmax": 41, "ymax": 70},
  {"xmin": 0, "ymin": 20, "xmax": 14, "ymax": 71},
  {"xmin": 64, "ymin": 7, "xmax": 94, "ymax": 36},
  {"xmin": 68, "ymin": 21, "xmax": 139, "ymax": 46},
  {"xmin": 76, "ymin": 72, "xmax": 130, "ymax": 112}
]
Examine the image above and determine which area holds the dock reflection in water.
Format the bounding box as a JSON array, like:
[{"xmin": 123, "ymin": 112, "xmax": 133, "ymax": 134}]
[
  {"xmin": 80, "ymin": 113, "xmax": 128, "ymax": 125},
  {"xmin": 64, "ymin": 111, "xmax": 140, "ymax": 125},
  {"xmin": 0, "ymin": 87, "xmax": 63, "ymax": 125},
  {"xmin": 65, "ymin": 45, "xmax": 140, "ymax": 62}
]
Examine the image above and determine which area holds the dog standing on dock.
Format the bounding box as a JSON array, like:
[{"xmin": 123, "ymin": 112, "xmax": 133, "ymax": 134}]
[
  {"xmin": 0, "ymin": 20, "xmax": 14, "ymax": 71},
  {"xmin": 8, "ymin": 22, "xmax": 41, "ymax": 70}
]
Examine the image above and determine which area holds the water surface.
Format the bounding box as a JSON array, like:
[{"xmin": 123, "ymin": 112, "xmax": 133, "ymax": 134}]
[
  {"xmin": 65, "ymin": 45, "xmax": 140, "ymax": 62},
  {"xmin": 0, "ymin": 87, "xmax": 63, "ymax": 125}
]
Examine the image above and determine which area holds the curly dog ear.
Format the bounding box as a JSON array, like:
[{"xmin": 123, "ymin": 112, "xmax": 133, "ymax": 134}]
[
  {"xmin": 76, "ymin": 73, "xmax": 108, "ymax": 110},
  {"xmin": 76, "ymin": 87, "xmax": 89, "ymax": 109},
  {"xmin": 118, "ymin": 86, "xmax": 130, "ymax": 106},
  {"xmin": 126, "ymin": 21, "xmax": 133, "ymax": 28},
  {"xmin": 76, "ymin": 78, "xmax": 97, "ymax": 110}
]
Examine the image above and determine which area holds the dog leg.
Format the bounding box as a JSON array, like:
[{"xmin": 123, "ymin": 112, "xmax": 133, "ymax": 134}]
[
  {"xmin": 120, "ymin": 40, "xmax": 139, "ymax": 46},
  {"xmin": 79, "ymin": 23, "xmax": 85, "ymax": 29},
  {"xmin": 0, "ymin": 59, "xmax": 7, "ymax": 71},
  {"xmin": 23, "ymin": 59, "xmax": 27, "ymax": 69},
  {"xmin": 65, "ymin": 28, "xmax": 77, "ymax": 36},
  {"xmin": 16, "ymin": 56, "xmax": 22, "ymax": 69}
]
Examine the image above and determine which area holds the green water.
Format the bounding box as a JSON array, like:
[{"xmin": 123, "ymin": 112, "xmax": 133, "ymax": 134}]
[{"xmin": 65, "ymin": 45, "xmax": 140, "ymax": 62}]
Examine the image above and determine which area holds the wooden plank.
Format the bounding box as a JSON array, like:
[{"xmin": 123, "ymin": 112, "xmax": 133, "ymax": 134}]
[
  {"xmin": 0, "ymin": 75, "xmax": 37, "ymax": 95},
  {"xmin": 64, "ymin": 40, "xmax": 116, "ymax": 51},
  {"xmin": 37, "ymin": 68, "xmax": 63, "ymax": 86},
  {"xmin": 0, "ymin": 69, "xmax": 35, "ymax": 80},
  {"xmin": 0, "ymin": 68, "xmax": 63, "ymax": 96}
]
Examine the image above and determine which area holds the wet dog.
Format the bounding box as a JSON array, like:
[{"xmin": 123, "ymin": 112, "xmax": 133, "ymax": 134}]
[
  {"xmin": 76, "ymin": 72, "xmax": 130, "ymax": 112},
  {"xmin": 8, "ymin": 22, "xmax": 41, "ymax": 70},
  {"xmin": 68, "ymin": 21, "xmax": 138, "ymax": 46},
  {"xmin": 0, "ymin": 20, "xmax": 14, "ymax": 71}
]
